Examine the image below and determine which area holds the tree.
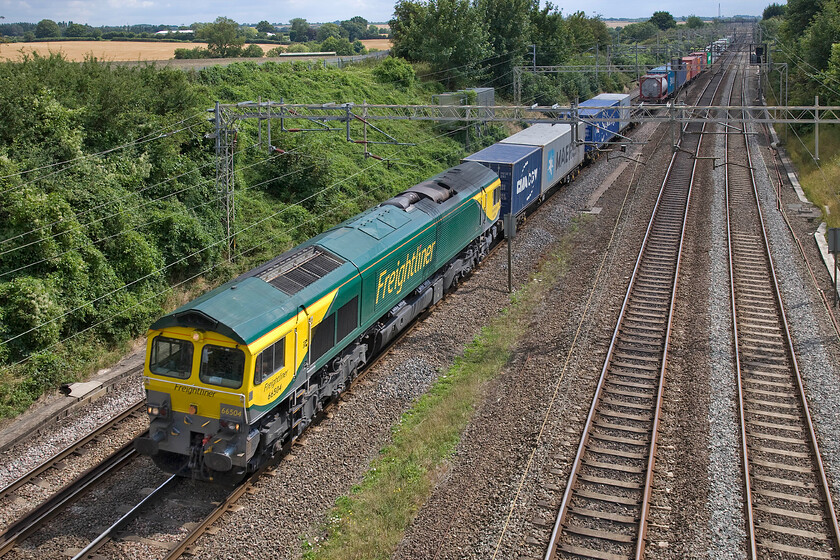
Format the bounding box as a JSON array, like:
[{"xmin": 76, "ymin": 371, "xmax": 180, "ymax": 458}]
[
  {"xmin": 685, "ymin": 15, "xmax": 705, "ymax": 28},
  {"xmin": 531, "ymin": 3, "xmax": 570, "ymax": 66},
  {"xmin": 476, "ymin": 0, "xmax": 535, "ymax": 91},
  {"xmin": 801, "ymin": 0, "xmax": 840, "ymax": 71},
  {"xmin": 566, "ymin": 11, "xmax": 611, "ymax": 49},
  {"xmin": 762, "ymin": 3, "xmax": 786, "ymax": 19},
  {"xmin": 620, "ymin": 21, "xmax": 657, "ymax": 42},
  {"xmin": 64, "ymin": 22, "xmax": 88, "ymax": 37},
  {"xmin": 256, "ymin": 20, "xmax": 274, "ymax": 33},
  {"xmin": 649, "ymin": 11, "xmax": 676, "ymax": 30},
  {"xmin": 818, "ymin": 42, "xmax": 840, "ymax": 104},
  {"xmin": 320, "ymin": 36, "xmax": 354, "ymax": 55},
  {"xmin": 35, "ymin": 19, "xmax": 61, "ymax": 38},
  {"xmin": 289, "ymin": 18, "xmax": 311, "ymax": 42},
  {"xmin": 241, "ymin": 44, "xmax": 264, "ymax": 57},
  {"xmin": 340, "ymin": 16, "xmax": 369, "ymax": 41},
  {"xmin": 781, "ymin": 0, "xmax": 820, "ymax": 40},
  {"xmin": 316, "ymin": 22, "xmax": 345, "ymax": 41},
  {"xmin": 366, "ymin": 24, "xmax": 383, "ymax": 38},
  {"xmin": 196, "ymin": 17, "xmax": 244, "ymax": 58},
  {"xmin": 391, "ymin": 0, "xmax": 491, "ymax": 86}
]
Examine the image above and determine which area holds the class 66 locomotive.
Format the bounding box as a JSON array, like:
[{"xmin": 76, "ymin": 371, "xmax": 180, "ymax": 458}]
[{"xmin": 135, "ymin": 163, "xmax": 502, "ymax": 483}]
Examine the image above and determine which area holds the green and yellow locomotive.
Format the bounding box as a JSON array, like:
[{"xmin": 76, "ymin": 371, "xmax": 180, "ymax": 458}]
[{"xmin": 136, "ymin": 163, "xmax": 501, "ymax": 481}]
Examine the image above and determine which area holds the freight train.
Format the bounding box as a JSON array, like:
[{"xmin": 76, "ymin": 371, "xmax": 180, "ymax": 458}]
[
  {"xmin": 136, "ymin": 93, "xmax": 632, "ymax": 482},
  {"xmin": 639, "ymin": 36, "xmax": 732, "ymax": 103}
]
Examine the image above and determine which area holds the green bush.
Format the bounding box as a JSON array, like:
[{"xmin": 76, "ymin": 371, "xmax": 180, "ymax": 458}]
[
  {"xmin": 373, "ymin": 57, "xmax": 416, "ymax": 88},
  {"xmin": 266, "ymin": 45, "xmax": 285, "ymax": 56},
  {"xmin": 174, "ymin": 46, "xmax": 211, "ymax": 59},
  {"xmin": 241, "ymin": 44, "xmax": 265, "ymax": 58},
  {"xmin": 320, "ymin": 36, "xmax": 354, "ymax": 56},
  {"xmin": 0, "ymin": 277, "xmax": 64, "ymax": 359}
]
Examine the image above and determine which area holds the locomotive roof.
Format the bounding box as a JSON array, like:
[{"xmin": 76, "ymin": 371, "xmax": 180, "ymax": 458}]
[{"xmin": 150, "ymin": 162, "xmax": 498, "ymax": 346}]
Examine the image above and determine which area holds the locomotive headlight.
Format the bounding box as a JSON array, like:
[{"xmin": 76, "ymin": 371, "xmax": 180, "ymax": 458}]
[
  {"xmin": 219, "ymin": 420, "xmax": 241, "ymax": 432},
  {"xmin": 147, "ymin": 405, "xmax": 168, "ymax": 418}
]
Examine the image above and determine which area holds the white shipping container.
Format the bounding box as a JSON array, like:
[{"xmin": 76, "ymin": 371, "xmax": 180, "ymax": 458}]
[
  {"xmin": 499, "ymin": 122, "xmax": 585, "ymax": 195},
  {"xmin": 593, "ymin": 93, "xmax": 632, "ymax": 132}
]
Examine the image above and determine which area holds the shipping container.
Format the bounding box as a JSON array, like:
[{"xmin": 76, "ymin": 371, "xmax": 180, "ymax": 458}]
[
  {"xmin": 690, "ymin": 52, "xmax": 707, "ymax": 70},
  {"xmin": 462, "ymin": 143, "xmax": 541, "ymax": 217},
  {"xmin": 593, "ymin": 93, "xmax": 631, "ymax": 131},
  {"xmin": 577, "ymin": 100, "xmax": 618, "ymax": 152},
  {"xmin": 499, "ymin": 123, "xmax": 585, "ymax": 195},
  {"xmin": 671, "ymin": 59, "xmax": 687, "ymax": 91},
  {"xmin": 640, "ymin": 74, "xmax": 669, "ymax": 102},
  {"xmin": 681, "ymin": 56, "xmax": 695, "ymax": 81}
]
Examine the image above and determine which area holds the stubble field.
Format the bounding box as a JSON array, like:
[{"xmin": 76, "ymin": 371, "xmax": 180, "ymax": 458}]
[{"xmin": 0, "ymin": 39, "xmax": 392, "ymax": 62}]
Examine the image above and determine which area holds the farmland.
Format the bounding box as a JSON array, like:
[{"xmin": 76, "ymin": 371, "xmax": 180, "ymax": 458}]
[{"xmin": 0, "ymin": 39, "xmax": 392, "ymax": 62}]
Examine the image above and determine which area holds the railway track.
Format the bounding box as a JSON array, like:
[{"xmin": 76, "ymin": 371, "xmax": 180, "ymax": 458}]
[
  {"xmin": 726, "ymin": 61, "xmax": 840, "ymax": 559},
  {"xmin": 0, "ymin": 401, "xmax": 147, "ymax": 556},
  {"xmin": 543, "ymin": 54, "xmax": 733, "ymax": 560},
  {"xmin": 0, "ymin": 401, "xmax": 145, "ymax": 505},
  {"xmin": 0, "ymin": 438, "xmax": 140, "ymax": 556}
]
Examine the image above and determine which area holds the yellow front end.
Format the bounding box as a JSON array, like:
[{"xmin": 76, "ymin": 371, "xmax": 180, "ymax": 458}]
[{"xmin": 138, "ymin": 327, "xmax": 259, "ymax": 480}]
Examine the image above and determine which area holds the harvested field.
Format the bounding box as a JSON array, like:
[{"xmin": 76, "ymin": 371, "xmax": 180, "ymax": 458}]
[
  {"xmin": 0, "ymin": 39, "xmax": 391, "ymax": 63},
  {"xmin": 360, "ymin": 38, "xmax": 392, "ymax": 50},
  {"xmin": 0, "ymin": 41, "xmax": 215, "ymax": 62}
]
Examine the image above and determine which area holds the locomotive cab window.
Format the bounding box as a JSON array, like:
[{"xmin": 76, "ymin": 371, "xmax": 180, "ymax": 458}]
[
  {"xmin": 149, "ymin": 336, "xmax": 193, "ymax": 379},
  {"xmin": 200, "ymin": 345, "xmax": 245, "ymax": 389},
  {"xmin": 255, "ymin": 337, "xmax": 286, "ymax": 385},
  {"xmin": 493, "ymin": 186, "xmax": 500, "ymax": 205}
]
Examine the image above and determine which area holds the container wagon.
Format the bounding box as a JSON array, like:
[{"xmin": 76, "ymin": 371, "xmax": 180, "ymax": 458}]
[{"xmin": 499, "ymin": 123, "xmax": 586, "ymax": 196}]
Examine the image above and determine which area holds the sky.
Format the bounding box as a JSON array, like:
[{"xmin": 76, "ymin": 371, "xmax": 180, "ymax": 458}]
[{"xmin": 0, "ymin": 0, "xmax": 765, "ymax": 26}]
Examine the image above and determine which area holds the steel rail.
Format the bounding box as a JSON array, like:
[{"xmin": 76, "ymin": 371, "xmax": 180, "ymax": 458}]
[
  {"xmin": 0, "ymin": 439, "xmax": 140, "ymax": 556},
  {"xmin": 544, "ymin": 49, "xmax": 734, "ymax": 560},
  {"xmin": 727, "ymin": 58, "xmax": 840, "ymax": 560},
  {"xmin": 71, "ymin": 474, "xmax": 178, "ymax": 560},
  {"xmin": 0, "ymin": 401, "xmax": 145, "ymax": 502}
]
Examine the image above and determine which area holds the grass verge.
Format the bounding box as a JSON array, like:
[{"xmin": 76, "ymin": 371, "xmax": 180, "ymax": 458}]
[
  {"xmin": 303, "ymin": 217, "xmax": 586, "ymax": 560},
  {"xmin": 775, "ymin": 123, "xmax": 840, "ymax": 227}
]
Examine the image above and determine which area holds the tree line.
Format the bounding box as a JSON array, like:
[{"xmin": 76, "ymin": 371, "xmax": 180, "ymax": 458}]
[
  {"xmin": 390, "ymin": 0, "xmax": 614, "ymax": 92},
  {"xmin": 760, "ymin": 0, "xmax": 840, "ymax": 106},
  {"xmin": 0, "ymin": 16, "xmax": 388, "ymax": 46},
  {"xmin": 173, "ymin": 16, "xmax": 385, "ymax": 59}
]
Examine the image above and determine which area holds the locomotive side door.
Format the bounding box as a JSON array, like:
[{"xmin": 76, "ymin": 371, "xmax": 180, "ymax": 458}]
[{"xmin": 295, "ymin": 304, "xmax": 310, "ymax": 374}]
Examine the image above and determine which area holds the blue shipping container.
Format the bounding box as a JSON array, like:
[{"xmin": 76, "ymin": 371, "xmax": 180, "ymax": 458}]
[
  {"xmin": 578, "ymin": 97, "xmax": 621, "ymax": 152},
  {"xmin": 462, "ymin": 143, "xmax": 541, "ymax": 217},
  {"xmin": 671, "ymin": 59, "xmax": 687, "ymax": 91}
]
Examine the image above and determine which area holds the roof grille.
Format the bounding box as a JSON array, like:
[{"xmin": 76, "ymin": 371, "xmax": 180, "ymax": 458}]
[{"xmin": 258, "ymin": 246, "xmax": 344, "ymax": 295}]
